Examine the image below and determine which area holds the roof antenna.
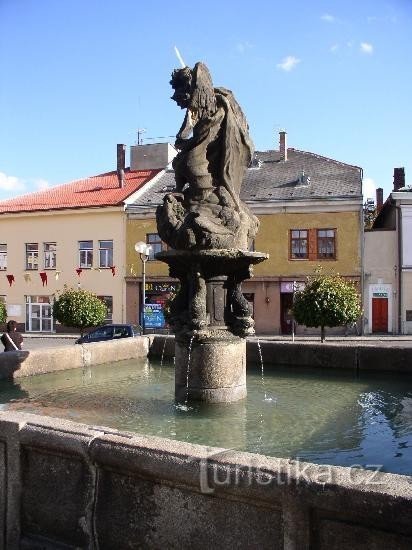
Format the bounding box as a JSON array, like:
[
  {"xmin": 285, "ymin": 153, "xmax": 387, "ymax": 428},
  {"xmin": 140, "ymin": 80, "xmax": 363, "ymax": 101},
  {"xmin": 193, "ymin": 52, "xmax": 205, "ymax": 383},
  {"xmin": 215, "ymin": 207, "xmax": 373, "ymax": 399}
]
[{"xmin": 174, "ymin": 46, "xmax": 187, "ymax": 68}]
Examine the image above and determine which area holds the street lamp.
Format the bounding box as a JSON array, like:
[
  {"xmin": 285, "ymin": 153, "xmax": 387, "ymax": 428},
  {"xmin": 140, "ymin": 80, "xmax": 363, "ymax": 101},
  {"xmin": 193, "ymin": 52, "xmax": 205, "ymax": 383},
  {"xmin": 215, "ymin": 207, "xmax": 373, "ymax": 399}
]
[{"xmin": 134, "ymin": 241, "xmax": 152, "ymax": 333}]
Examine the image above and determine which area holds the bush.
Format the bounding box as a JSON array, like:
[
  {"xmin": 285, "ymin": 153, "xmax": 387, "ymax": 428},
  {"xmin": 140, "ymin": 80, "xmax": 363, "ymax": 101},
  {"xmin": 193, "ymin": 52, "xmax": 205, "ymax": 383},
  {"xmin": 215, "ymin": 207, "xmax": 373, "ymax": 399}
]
[
  {"xmin": 53, "ymin": 287, "xmax": 107, "ymax": 336},
  {"xmin": 0, "ymin": 300, "xmax": 7, "ymax": 324},
  {"xmin": 293, "ymin": 272, "xmax": 361, "ymax": 342}
]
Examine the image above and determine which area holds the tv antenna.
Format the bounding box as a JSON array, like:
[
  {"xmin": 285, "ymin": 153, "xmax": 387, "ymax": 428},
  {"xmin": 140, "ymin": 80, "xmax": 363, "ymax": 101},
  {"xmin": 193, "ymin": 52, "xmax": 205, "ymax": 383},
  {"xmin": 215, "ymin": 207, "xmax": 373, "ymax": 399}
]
[{"xmin": 137, "ymin": 128, "xmax": 146, "ymax": 145}]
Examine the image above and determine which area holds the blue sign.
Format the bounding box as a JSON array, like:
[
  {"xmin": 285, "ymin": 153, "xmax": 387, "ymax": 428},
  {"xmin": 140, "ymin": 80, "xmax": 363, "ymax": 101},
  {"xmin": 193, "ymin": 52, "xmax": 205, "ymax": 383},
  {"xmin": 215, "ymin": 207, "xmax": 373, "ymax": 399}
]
[{"xmin": 143, "ymin": 303, "xmax": 165, "ymax": 328}]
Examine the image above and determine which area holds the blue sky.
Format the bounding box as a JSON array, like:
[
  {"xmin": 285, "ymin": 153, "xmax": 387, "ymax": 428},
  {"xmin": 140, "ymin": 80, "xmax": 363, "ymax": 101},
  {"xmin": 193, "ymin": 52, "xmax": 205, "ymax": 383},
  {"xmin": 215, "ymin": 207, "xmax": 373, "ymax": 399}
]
[{"xmin": 0, "ymin": 0, "xmax": 411, "ymax": 202}]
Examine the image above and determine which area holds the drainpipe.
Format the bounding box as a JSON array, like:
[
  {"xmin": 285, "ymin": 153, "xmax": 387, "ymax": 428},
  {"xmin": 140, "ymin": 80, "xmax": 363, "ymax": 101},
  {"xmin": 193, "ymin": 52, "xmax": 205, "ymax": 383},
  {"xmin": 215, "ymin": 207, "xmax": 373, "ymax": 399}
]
[
  {"xmin": 396, "ymin": 204, "xmax": 403, "ymax": 334},
  {"xmin": 359, "ymin": 168, "xmax": 365, "ymax": 335}
]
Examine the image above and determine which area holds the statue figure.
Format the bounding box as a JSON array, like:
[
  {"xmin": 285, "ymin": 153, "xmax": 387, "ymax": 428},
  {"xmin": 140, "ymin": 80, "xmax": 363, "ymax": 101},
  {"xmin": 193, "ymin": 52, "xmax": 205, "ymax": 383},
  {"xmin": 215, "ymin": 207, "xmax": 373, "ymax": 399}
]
[{"xmin": 156, "ymin": 62, "xmax": 259, "ymax": 250}]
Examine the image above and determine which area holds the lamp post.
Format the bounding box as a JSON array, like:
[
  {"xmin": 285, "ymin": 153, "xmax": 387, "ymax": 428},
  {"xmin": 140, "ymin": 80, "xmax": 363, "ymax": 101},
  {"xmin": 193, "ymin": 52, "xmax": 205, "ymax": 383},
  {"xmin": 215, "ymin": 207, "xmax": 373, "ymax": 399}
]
[{"xmin": 134, "ymin": 241, "xmax": 152, "ymax": 334}]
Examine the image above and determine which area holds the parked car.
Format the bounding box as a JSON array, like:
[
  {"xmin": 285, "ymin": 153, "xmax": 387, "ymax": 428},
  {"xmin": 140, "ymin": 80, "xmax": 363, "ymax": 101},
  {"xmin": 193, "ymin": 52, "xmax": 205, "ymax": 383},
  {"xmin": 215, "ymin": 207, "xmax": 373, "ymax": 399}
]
[{"xmin": 75, "ymin": 324, "xmax": 141, "ymax": 344}]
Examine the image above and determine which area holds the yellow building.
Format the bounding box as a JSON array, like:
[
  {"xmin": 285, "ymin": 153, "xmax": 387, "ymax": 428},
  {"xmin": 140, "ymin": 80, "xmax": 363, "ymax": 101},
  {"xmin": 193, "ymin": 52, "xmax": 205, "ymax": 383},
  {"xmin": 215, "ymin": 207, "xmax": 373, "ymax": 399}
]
[{"xmin": 125, "ymin": 134, "xmax": 363, "ymax": 334}]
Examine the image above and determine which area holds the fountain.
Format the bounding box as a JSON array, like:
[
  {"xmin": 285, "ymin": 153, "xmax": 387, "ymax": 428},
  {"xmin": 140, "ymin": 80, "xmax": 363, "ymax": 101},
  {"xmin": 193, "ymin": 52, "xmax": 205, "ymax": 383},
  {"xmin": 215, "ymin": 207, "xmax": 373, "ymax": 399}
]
[{"xmin": 156, "ymin": 62, "xmax": 268, "ymax": 403}]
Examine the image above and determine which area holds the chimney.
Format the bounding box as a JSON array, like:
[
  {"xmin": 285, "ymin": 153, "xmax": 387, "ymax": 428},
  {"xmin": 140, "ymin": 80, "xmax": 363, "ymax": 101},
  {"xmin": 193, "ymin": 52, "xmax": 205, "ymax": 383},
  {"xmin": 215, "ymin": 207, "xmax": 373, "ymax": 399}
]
[
  {"xmin": 117, "ymin": 143, "xmax": 126, "ymax": 188},
  {"xmin": 393, "ymin": 167, "xmax": 405, "ymax": 191},
  {"xmin": 279, "ymin": 130, "xmax": 287, "ymax": 161},
  {"xmin": 376, "ymin": 187, "xmax": 383, "ymax": 213}
]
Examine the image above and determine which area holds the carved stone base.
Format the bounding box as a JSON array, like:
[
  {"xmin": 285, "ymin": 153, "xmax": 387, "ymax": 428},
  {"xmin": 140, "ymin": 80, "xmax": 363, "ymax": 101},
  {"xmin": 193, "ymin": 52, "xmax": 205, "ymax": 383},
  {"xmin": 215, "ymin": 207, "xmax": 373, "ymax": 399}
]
[{"xmin": 156, "ymin": 249, "xmax": 268, "ymax": 403}]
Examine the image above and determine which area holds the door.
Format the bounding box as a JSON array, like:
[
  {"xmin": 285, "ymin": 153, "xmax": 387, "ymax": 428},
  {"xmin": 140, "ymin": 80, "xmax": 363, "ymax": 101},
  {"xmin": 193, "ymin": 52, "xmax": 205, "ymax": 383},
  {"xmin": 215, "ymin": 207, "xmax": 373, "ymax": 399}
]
[
  {"xmin": 280, "ymin": 293, "xmax": 294, "ymax": 334},
  {"xmin": 26, "ymin": 301, "xmax": 53, "ymax": 332},
  {"xmin": 372, "ymin": 297, "xmax": 388, "ymax": 333}
]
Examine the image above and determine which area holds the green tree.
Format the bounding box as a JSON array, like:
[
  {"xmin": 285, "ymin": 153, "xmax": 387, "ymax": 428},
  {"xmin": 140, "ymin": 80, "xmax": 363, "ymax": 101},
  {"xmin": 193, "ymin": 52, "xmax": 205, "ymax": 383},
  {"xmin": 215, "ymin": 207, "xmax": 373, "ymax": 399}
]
[
  {"xmin": 0, "ymin": 300, "xmax": 7, "ymax": 324},
  {"xmin": 292, "ymin": 272, "xmax": 361, "ymax": 342},
  {"xmin": 53, "ymin": 287, "xmax": 107, "ymax": 336}
]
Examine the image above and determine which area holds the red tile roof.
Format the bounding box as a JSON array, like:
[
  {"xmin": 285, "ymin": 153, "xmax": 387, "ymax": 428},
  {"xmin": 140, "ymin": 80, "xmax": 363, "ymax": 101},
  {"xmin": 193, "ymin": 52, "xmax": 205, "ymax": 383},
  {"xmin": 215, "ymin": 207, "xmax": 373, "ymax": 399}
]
[{"xmin": 0, "ymin": 168, "xmax": 160, "ymax": 214}]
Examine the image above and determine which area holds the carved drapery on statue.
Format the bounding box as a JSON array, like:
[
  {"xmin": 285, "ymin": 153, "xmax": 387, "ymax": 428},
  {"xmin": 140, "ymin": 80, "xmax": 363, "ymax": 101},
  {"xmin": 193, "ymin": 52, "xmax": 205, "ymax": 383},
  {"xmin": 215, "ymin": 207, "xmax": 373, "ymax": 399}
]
[{"xmin": 156, "ymin": 62, "xmax": 259, "ymax": 250}]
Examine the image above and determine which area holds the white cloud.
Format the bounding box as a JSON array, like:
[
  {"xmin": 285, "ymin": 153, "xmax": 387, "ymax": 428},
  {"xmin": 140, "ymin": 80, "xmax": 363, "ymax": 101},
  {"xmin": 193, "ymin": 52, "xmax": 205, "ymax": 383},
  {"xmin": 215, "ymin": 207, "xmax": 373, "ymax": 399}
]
[
  {"xmin": 236, "ymin": 41, "xmax": 253, "ymax": 54},
  {"xmin": 330, "ymin": 43, "xmax": 339, "ymax": 53},
  {"xmin": 0, "ymin": 172, "xmax": 26, "ymax": 192},
  {"xmin": 0, "ymin": 172, "xmax": 51, "ymax": 196},
  {"xmin": 321, "ymin": 14, "xmax": 336, "ymax": 23},
  {"xmin": 277, "ymin": 56, "xmax": 301, "ymax": 72},
  {"xmin": 363, "ymin": 177, "xmax": 376, "ymax": 200},
  {"xmin": 360, "ymin": 42, "xmax": 373, "ymax": 54}
]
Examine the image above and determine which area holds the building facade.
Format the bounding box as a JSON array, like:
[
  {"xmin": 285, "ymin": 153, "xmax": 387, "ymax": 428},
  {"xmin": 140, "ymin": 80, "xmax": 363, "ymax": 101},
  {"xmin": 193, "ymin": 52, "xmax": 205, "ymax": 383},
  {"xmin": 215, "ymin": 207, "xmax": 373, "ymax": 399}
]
[
  {"xmin": 0, "ymin": 146, "xmax": 161, "ymax": 333},
  {"xmin": 126, "ymin": 134, "xmax": 363, "ymax": 334},
  {"xmin": 365, "ymin": 168, "xmax": 412, "ymax": 334}
]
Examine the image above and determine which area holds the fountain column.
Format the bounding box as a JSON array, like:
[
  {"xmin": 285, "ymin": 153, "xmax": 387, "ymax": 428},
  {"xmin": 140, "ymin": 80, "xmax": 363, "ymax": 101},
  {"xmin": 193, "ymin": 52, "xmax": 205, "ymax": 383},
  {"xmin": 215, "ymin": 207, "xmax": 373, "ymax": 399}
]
[{"xmin": 157, "ymin": 250, "xmax": 267, "ymax": 402}]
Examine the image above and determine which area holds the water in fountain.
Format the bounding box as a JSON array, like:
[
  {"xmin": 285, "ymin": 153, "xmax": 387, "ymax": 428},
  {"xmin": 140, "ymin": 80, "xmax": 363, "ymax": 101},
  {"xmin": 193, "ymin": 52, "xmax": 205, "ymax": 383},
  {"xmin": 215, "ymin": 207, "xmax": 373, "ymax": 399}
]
[
  {"xmin": 257, "ymin": 338, "xmax": 274, "ymax": 402},
  {"xmin": 160, "ymin": 336, "xmax": 168, "ymax": 367},
  {"xmin": 3, "ymin": 359, "xmax": 412, "ymax": 475},
  {"xmin": 175, "ymin": 334, "xmax": 194, "ymax": 411}
]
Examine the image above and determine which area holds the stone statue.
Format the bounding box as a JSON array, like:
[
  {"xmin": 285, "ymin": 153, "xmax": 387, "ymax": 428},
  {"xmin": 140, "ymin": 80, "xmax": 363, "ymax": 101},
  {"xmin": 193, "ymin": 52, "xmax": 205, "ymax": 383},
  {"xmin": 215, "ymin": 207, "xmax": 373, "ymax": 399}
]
[
  {"xmin": 156, "ymin": 62, "xmax": 268, "ymax": 403},
  {"xmin": 156, "ymin": 62, "xmax": 259, "ymax": 250}
]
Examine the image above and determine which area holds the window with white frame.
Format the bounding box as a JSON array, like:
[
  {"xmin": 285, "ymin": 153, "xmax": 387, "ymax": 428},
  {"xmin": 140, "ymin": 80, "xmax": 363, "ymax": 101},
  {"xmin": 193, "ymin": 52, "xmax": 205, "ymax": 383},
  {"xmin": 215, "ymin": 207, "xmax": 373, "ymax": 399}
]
[
  {"xmin": 99, "ymin": 240, "xmax": 113, "ymax": 268},
  {"xmin": 0, "ymin": 244, "xmax": 7, "ymax": 270},
  {"xmin": 44, "ymin": 242, "xmax": 56, "ymax": 269},
  {"xmin": 26, "ymin": 243, "xmax": 39, "ymax": 270},
  {"xmin": 78, "ymin": 240, "xmax": 93, "ymax": 268}
]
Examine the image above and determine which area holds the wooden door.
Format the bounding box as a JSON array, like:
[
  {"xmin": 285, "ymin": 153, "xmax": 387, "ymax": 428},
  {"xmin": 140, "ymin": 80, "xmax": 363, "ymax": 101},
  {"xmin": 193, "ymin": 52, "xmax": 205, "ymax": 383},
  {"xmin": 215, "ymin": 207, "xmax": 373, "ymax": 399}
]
[{"xmin": 372, "ymin": 298, "xmax": 388, "ymax": 333}]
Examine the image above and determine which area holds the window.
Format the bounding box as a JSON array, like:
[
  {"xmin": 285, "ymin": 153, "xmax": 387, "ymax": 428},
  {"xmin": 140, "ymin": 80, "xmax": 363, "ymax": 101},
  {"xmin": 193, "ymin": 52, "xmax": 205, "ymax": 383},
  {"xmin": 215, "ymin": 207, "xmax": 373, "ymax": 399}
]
[
  {"xmin": 146, "ymin": 233, "xmax": 162, "ymax": 261},
  {"xmin": 0, "ymin": 244, "xmax": 7, "ymax": 270},
  {"xmin": 317, "ymin": 229, "xmax": 336, "ymax": 259},
  {"xmin": 290, "ymin": 230, "xmax": 308, "ymax": 259},
  {"xmin": 99, "ymin": 240, "xmax": 113, "ymax": 268},
  {"xmin": 26, "ymin": 243, "xmax": 39, "ymax": 270},
  {"xmin": 44, "ymin": 242, "xmax": 56, "ymax": 269},
  {"xmin": 98, "ymin": 296, "xmax": 113, "ymax": 323},
  {"xmin": 79, "ymin": 241, "xmax": 93, "ymax": 268}
]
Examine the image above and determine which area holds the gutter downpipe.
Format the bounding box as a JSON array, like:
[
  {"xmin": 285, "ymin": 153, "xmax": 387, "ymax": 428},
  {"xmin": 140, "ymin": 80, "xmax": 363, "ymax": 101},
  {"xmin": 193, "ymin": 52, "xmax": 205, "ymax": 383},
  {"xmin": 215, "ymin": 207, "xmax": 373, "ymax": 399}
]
[
  {"xmin": 396, "ymin": 203, "xmax": 403, "ymax": 334},
  {"xmin": 360, "ymin": 168, "xmax": 365, "ymax": 335}
]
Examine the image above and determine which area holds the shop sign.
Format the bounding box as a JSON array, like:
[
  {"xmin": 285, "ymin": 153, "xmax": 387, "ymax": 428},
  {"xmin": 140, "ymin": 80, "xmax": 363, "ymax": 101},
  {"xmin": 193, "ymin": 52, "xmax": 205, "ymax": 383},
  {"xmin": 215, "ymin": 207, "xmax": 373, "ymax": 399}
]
[
  {"xmin": 372, "ymin": 292, "xmax": 388, "ymax": 298},
  {"xmin": 144, "ymin": 303, "xmax": 165, "ymax": 328},
  {"xmin": 145, "ymin": 282, "xmax": 178, "ymax": 293},
  {"xmin": 280, "ymin": 282, "xmax": 305, "ymax": 293}
]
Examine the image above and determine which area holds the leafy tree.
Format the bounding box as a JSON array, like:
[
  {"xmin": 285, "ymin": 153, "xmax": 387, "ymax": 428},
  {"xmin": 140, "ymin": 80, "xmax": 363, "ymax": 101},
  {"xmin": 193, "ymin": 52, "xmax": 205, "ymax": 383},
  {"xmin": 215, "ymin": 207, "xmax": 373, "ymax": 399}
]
[
  {"xmin": 53, "ymin": 287, "xmax": 107, "ymax": 336},
  {"xmin": 292, "ymin": 271, "xmax": 361, "ymax": 342},
  {"xmin": 0, "ymin": 300, "xmax": 7, "ymax": 324}
]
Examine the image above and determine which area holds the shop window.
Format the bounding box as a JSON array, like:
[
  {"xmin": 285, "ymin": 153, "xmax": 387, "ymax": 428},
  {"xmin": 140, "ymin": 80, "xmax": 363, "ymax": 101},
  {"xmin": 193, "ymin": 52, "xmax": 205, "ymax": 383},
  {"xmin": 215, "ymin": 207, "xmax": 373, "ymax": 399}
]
[
  {"xmin": 44, "ymin": 242, "xmax": 56, "ymax": 269},
  {"xmin": 290, "ymin": 230, "xmax": 308, "ymax": 259},
  {"xmin": 26, "ymin": 243, "xmax": 39, "ymax": 270},
  {"xmin": 79, "ymin": 240, "xmax": 93, "ymax": 268},
  {"xmin": 98, "ymin": 295, "xmax": 113, "ymax": 322},
  {"xmin": 317, "ymin": 229, "xmax": 336, "ymax": 259},
  {"xmin": 0, "ymin": 244, "xmax": 7, "ymax": 270},
  {"xmin": 146, "ymin": 233, "xmax": 163, "ymax": 261},
  {"xmin": 99, "ymin": 240, "xmax": 113, "ymax": 268}
]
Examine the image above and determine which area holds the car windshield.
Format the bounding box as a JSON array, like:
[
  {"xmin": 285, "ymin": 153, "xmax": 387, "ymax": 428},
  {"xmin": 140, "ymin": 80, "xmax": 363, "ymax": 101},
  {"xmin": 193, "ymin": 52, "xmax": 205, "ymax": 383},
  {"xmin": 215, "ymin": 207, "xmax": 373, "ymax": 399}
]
[{"xmin": 89, "ymin": 326, "xmax": 113, "ymax": 339}]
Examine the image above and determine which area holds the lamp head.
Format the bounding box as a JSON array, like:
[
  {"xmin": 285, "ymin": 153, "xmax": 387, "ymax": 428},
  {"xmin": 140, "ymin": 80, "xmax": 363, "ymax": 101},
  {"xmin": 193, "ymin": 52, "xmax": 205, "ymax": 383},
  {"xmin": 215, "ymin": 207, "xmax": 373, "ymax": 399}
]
[{"xmin": 134, "ymin": 241, "xmax": 152, "ymax": 258}]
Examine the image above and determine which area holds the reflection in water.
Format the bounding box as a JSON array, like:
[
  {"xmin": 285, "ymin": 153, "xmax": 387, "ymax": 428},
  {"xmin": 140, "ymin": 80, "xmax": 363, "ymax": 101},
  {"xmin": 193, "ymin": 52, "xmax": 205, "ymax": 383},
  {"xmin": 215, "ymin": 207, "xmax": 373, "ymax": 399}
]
[{"xmin": 0, "ymin": 360, "xmax": 411, "ymax": 475}]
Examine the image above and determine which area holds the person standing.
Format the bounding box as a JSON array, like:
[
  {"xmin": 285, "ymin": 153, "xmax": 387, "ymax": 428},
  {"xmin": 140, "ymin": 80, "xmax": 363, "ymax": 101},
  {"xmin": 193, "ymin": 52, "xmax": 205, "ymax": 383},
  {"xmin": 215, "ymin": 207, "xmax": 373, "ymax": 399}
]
[{"xmin": 1, "ymin": 320, "xmax": 23, "ymax": 351}]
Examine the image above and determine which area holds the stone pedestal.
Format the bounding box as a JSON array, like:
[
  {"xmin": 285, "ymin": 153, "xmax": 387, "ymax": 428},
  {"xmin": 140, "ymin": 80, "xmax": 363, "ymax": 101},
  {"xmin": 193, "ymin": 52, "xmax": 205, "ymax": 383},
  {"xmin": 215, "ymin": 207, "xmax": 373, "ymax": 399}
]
[
  {"xmin": 156, "ymin": 249, "xmax": 268, "ymax": 403},
  {"xmin": 175, "ymin": 335, "xmax": 246, "ymax": 403}
]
